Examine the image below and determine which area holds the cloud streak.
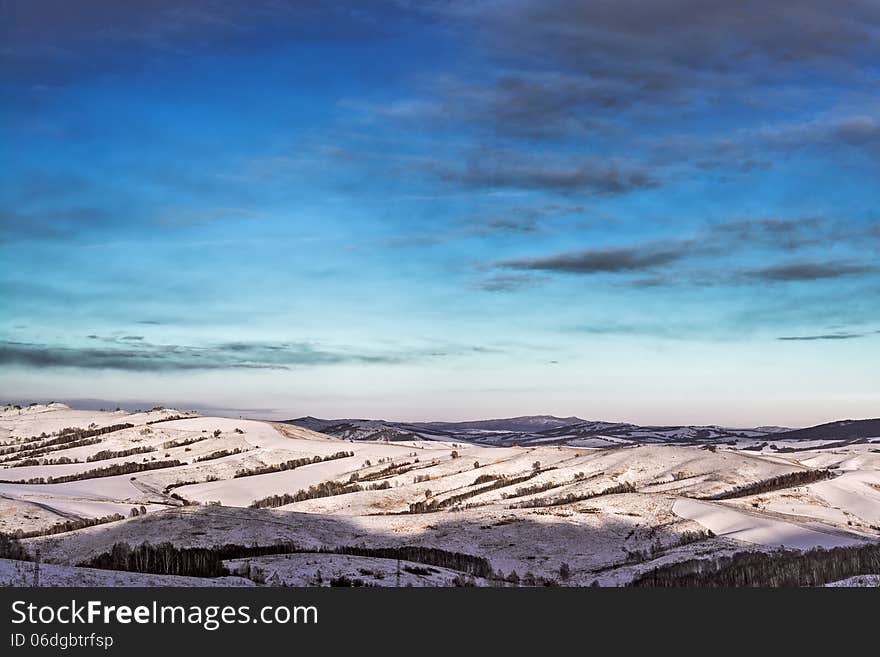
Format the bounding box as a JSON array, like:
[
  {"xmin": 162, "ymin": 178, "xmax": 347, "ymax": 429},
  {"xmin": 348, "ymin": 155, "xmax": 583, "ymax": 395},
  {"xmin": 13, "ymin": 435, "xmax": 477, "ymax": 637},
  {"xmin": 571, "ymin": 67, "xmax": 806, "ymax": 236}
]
[
  {"xmin": 452, "ymin": 1, "xmax": 880, "ymax": 89},
  {"xmin": 777, "ymin": 332, "xmax": 867, "ymax": 341},
  {"xmin": 744, "ymin": 261, "xmax": 877, "ymax": 282},
  {"xmin": 496, "ymin": 242, "xmax": 694, "ymax": 274},
  {"xmin": 474, "ymin": 273, "xmax": 543, "ymax": 292},
  {"xmin": 762, "ymin": 115, "xmax": 880, "ymax": 157},
  {"xmin": 0, "ymin": 340, "xmax": 408, "ymax": 372},
  {"xmin": 432, "ymin": 153, "xmax": 660, "ymax": 195}
]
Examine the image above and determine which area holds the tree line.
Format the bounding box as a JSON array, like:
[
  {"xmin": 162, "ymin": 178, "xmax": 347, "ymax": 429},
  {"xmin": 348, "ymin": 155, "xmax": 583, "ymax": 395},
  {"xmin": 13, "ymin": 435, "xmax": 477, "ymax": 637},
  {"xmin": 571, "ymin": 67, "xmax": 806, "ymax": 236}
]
[
  {"xmin": 355, "ymin": 460, "xmax": 415, "ymax": 482},
  {"xmin": 146, "ymin": 415, "xmax": 191, "ymax": 424},
  {"xmin": 510, "ymin": 480, "xmax": 636, "ymax": 509},
  {"xmin": 81, "ymin": 541, "xmax": 230, "ymax": 577},
  {"xmin": 161, "ymin": 435, "xmax": 211, "ymax": 449},
  {"xmin": 0, "ymin": 459, "xmax": 182, "ymax": 484},
  {"xmin": 7, "ymin": 456, "xmax": 79, "ymax": 468},
  {"xmin": 0, "ymin": 423, "xmax": 134, "ymax": 460},
  {"xmin": 233, "ymin": 451, "xmax": 353, "ymax": 479},
  {"xmin": 0, "ymin": 533, "xmax": 30, "ymax": 560},
  {"xmin": 0, "ymin": 437, "xmax": 102, "ymax": 462},
  {"xmin": 86, "ymin": 445, "xmax": 157, "ymax": 462},
  {"xmin": 249, "ymin": 479, "xmax": 364, "ymax": 509},
  {"xmin": 79, "ymin": 540, "xmax": 495, "ymax": 580},
  {"xmin": 406, "ymin": 472, "xmax": 539, "ymax": 514},
  {"xmin": 631, "ymin": 542, "xmax": 880, "ymax": 587},
  {"xmin": 702, "ymin": 469, "xmax": 835, "ymax": 500},
  {"xmin": 194, "ymin": 448, "xmax": 244, "ymax": 462},
  {"xmin": 2, "ymin": 513, "xmax": 127, "ymax": 543}
]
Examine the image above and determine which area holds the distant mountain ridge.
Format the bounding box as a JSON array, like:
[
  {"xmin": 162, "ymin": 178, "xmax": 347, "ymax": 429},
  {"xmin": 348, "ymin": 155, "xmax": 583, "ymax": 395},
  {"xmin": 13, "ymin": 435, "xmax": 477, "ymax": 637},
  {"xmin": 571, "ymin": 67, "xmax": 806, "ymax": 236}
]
[
  {"xmin": 413, "ymin": 415, "xmax": 584, "ymax": 433},
  {"xmin": 283, "ymin": 414, "xmax": 807, "ymax": 447},
  {"xmin": 757, "ymin": 418, "xmax": 880, "ymax": 442}
]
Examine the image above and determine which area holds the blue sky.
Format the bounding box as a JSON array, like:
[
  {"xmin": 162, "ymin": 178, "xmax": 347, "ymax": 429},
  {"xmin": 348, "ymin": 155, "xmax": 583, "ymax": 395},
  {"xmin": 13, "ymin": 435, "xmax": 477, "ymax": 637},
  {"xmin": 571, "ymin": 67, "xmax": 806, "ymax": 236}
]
[{"xmin": 1, "ymin": 1, "xmax": 879, "ymax": 425}]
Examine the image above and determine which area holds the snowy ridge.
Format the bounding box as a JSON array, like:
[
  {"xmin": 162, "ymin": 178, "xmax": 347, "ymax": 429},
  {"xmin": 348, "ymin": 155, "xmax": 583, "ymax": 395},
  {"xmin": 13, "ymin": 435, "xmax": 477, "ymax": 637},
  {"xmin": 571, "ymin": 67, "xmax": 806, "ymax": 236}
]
[{"xmin": 284, "ymin": 415, "xmax": 795, "ymax": 447}]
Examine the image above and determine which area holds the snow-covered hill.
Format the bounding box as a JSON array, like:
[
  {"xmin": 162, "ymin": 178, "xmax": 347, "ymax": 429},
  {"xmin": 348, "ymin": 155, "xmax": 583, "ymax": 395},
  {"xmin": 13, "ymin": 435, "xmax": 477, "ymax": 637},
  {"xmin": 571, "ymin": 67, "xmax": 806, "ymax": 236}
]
[{"xmin": 2, "ymin": 404, "xmax": 877, "ymax": 587}]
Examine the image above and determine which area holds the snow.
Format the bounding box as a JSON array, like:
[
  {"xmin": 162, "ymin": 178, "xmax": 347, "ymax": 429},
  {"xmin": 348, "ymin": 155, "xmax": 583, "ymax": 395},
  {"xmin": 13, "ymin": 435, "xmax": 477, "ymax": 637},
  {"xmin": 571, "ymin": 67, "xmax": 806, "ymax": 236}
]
[
  {"xmin": 825, "ymin": 574, "xmax": 880, "ymax": 587},
  {"xmin": 672, "ymin": 499, "xmax": 867, "ymax": 549},
  {"xmin": 223, "ymin": 553, "xmax": 490, "ymax": 587},
  {"xmin": 157, "ymin": 417, "xmax": 296, "ymax": 450},
  {"xmin": 0, "ymin": 404, "xmax": 193, "ymax": 441},
  {"xmin": 808, "ymin": 470, "xmax": 880, "ymax": 527},
  {"xmin": 3, "ymin": 404, "xmax": 878, "ymax": 587},
  {"xmin": 0, "ymin": 558, "xmax": 253, "ymax": 587},
  {"xmin": 718, "ymin": 446, "xmax": 880, "ymax": 532}
]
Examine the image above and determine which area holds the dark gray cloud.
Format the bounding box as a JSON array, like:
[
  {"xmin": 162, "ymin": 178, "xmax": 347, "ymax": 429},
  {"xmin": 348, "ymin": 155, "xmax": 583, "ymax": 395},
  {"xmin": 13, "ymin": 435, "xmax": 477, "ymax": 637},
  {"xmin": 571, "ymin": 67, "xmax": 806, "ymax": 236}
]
[
  {"xmin": 373, "ymin": 73, "xmax": 624, "ymax": 139},
  {"xmin": 745, "ymin": 261, "xmax": 877, "ymax": 282},
  {"xmin": 453, "ymin": 1, "xmax": 880, "ymax": 84},
  {"xmin": 497, "ymin": 242, "xmax": 694, "ymax": 274},
  {"xmin": 434, "ymin": 153, "xmax": 660, "ymax": 195},
  {"xmin": 0, "ymin": 339, "xmax": 408, "ymax": 372},
  {"xmin": 827, "ymin": 116, "xmax": 880, "ymax": 148},
  {"xmin": 0, "ymin": 205, "xmax": 119, "ymax": 243},
  {"xmin": 777, "ymin": 332, "xmax": 867, "ymax": 341},
  {"xmin": 763, "ymin": 115, "xmax": 880, "ymax": 156},
  {"xmin": 474, "ymin": 273, "xmax": 543, "ymax": 292},
  {"xmin": 573, "ymin": 323, "xmax": 673, "ymax": 338},
  {"xmin": 1, "ymin": 1, "xmax": 406, "ymax": 85},
  {"xmin": 707, "ymin": 216, "xmax": 849, "ymax": 251},
  {"xmin": 486, "ymin": 219, "xmax": 876, "ymax": 289},
  {"xmin": 399, "ymin": 1, "xmax": 880, "ymax": 150},
  {"xmin": 475, "ymin": 215, "xmax": 540, "ymax": 235},
  {"xmin": 363, "ymin": 2, "xmax": 880, "ymax": 148},
  {"xmin": 464, "ymin": 205, "xmax": 587, "ymax": 235},
  {"xmin": 0, "ymin": 336, "xmax": 504, "ymax": 372},
  {"xmin": 619, "ymin": 276, "xmax": 679, "ymax": 289}
]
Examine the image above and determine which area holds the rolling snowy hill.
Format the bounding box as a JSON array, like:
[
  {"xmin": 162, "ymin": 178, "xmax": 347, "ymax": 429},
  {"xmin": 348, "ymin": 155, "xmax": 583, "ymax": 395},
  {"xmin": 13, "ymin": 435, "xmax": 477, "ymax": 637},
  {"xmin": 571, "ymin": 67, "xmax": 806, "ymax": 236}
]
[{"xmin": 2, "ymin": 404, "xmax": 877, "ymax": 587}]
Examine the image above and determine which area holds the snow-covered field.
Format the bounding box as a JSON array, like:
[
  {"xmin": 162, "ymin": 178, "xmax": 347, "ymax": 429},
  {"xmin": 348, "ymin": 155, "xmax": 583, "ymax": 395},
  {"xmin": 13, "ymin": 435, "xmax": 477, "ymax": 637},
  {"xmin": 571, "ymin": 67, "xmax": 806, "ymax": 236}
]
[
  {"xmin": 672, "ymin": 498, "xmax": 868, "ymax": 549},
  {"xmin": 1, "ymin": 404, "xmax": 877, "ymax": 587}
]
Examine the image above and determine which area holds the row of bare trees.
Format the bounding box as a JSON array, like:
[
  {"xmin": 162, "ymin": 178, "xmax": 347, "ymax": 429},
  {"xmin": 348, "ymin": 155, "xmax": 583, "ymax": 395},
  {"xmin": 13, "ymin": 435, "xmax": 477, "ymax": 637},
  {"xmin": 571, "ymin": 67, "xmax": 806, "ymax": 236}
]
[
  {"xmin": 0, "ymin": 459, "xmax": 182, "ymax": 484},
  {"xmin": 233, "ymin": 451, "xmax": 353, "ymax": 479},
  {"xmin": 632, "ymin": 542, "xmax": 880, "ymax": 587}
]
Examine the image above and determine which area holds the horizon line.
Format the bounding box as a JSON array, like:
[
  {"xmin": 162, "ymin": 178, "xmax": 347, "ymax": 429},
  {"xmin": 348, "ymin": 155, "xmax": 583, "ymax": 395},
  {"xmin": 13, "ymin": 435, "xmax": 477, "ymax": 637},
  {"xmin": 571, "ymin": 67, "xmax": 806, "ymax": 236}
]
[{"xmin": 5, "ymin": 397, "xmax": 879, "ymax": 431}]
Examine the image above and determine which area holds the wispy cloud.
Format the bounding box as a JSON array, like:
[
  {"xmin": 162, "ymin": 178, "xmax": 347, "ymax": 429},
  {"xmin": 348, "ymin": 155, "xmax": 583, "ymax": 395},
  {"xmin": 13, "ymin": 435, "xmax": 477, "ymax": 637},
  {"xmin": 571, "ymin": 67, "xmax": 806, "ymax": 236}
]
[
  {"xmin": 0, "ymin": 205, "xmax": 119, "ymax": 243},
  {"xmin": 744, "ymin": 261, "xmax": 877, "ymax": 282},
  {"xmin": 762, "ymin": 115, "xmax": 880, "ymax": 158},
  {"xmin": 0, "ymin": 1, "xmax": 406, "ymax": 84},
  {"xmin": 462, "ymin": 204, "xmax": 588, "ymax": 236},
  {"xmin": 155, "ymin": 206, "xmax": 256, "ymax": 227},
  {"xmin": 708, "ymin": 216, "xmax": 830, "ymax": 250},
  {"xmin": 432, "ymin": 151, "xmax": 660, "ymax": 195},
  {"xmin": 496, "ymin": 241, "xmax": 694, "ymax": 274},
  {"xmin": 777, "ymin": 332, "xmax": 868, "ymax": 341},
  {"xmin": 440, "ymin": 1, "xmax": 880, "ymax": 96},
  {"xmin": 473, "ymin": 273, "xmax": 544, "ymax": 292},
  {"xmin": 0, "ymin": 340, "xmax": 408, "ymax": 372},
  {"xmin": 0, "ymin": 337, "xmax": 508, "ymax": 372}
]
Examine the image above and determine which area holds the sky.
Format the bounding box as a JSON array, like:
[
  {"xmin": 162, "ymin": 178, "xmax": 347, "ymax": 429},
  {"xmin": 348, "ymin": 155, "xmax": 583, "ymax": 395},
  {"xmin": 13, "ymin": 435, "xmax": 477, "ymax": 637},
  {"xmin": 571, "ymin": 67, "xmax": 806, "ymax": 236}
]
[{"xmin": 1, "ymin": 1, "xmax": 879, "ymax": 426}]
